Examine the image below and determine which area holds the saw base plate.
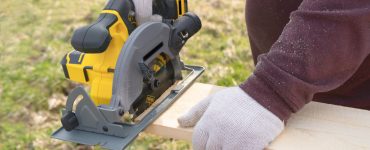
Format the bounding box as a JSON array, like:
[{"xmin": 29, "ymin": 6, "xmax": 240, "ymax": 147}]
[{"xmin": 51, "ymin": 65, "xmax": 204, "ymax": 150}]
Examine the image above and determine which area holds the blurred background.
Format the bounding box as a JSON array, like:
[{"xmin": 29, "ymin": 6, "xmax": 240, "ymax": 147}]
[{"xmin": 0, "ymin": 0, "xmax": 253, "ymax": 149}]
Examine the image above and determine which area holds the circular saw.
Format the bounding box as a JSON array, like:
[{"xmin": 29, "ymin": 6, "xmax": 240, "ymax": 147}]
[{"xmin": 51, "ymin": 0, "xmax": 203, "ymax": 149}]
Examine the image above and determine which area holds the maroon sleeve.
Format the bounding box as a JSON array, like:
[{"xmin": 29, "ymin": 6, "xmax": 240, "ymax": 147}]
[{"xmin": 240, "ymin": 0, "xmax": 370, "ymax": 121}]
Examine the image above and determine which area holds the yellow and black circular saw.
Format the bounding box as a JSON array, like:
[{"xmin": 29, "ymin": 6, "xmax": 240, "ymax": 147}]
[{"xmin": 53, "ymin": 0, "xmax": 203, "ymax": 149}]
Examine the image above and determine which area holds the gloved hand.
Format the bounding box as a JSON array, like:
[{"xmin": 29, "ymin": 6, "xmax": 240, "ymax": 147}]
[
  {"xmin": 133, "ymin": 0, "xmax": 162, "ymax": 25},
  {"xmin": 178, "ymin": 87, "xmax": 284, "ymax": 150}
]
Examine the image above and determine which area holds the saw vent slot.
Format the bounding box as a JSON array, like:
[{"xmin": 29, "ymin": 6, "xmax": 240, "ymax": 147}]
[
  {"xmin": 144, "ymin": 42, "xmax": 163, "ymax": 61},
  {"xmin": 178, "ymin": 0, "xmax": 182, "ymax": 15}
]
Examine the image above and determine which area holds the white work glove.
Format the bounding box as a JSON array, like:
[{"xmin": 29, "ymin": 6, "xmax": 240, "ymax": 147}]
[
  {"xmin": 178, "ymin": 87, "xmax": 284, "ymax": 150},
  {"xmin": 133, "ymin": 0, "xmax": 162, "ymax": 25}
]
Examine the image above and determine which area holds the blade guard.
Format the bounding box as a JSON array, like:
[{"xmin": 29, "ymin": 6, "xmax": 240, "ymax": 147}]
[{"xmin": 110, "ymin": 22, "xmax": 183, "ymax": 112}]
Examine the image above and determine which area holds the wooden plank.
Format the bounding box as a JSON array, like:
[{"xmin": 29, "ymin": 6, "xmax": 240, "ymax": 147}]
[{"xmin": 144, "ymin": 82, "xmax": 370, "ymax": 149}]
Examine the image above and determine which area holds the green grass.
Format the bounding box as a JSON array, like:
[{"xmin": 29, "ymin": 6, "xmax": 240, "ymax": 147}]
[{"xmin": 0, "ymin": 0, "xmax": 253, "ymax": 149}]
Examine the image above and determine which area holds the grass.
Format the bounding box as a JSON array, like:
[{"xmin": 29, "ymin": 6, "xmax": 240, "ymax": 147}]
[{"xmin": 0, "ymin": 0, "xmax": 253, "ymax": 149}]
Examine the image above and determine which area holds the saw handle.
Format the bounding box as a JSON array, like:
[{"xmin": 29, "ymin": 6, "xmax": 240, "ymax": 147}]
[
  {"xmin": 71, "ymin": 0, "xmax": 136, "ymax": 53},
  {"xmin": 169, "ymin": 12, "xmax": 202, "ymax": 54},
  {"xmin": 71, "ymin": 14, "xmax": 117, "ymax": 53}
]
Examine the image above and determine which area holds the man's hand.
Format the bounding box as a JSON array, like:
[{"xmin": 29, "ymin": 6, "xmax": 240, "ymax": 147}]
[
  {"xmin": 132, "ymin": 0, "xmax": 162, "ymax": 25},
  {"xmin": 178, "ymin": 87, "xmax": 284, "ymax": 150}
]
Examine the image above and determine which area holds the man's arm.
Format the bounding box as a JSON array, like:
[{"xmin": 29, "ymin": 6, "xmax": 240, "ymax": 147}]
[
  {"xmin": 178, "ymin": 0, "xmax": 370, "ymax": 149},
  {"xmin": 241, "ymin": 0, "xmax": 370, "ymax": 121}
]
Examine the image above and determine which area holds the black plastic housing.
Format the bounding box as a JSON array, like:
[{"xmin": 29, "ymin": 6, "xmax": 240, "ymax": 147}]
[
  {"xmin": 61, "ymin": 112, "xmax": 79, "ymax": 131},
  {"xmin": 71, "ymin": 0, "xmax": 136, "ymax": 53},
  {"xmin": 169, "ymin": 12, "xmax": 202, "ymax": 54}
]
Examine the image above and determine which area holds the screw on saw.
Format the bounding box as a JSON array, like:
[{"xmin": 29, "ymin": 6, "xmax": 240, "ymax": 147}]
[
  {"xmin": 154, "ymin": 79, "xmax": 160, "ymax": 88},
  {"xmin": 102, "ymin": 126, "xmax": 109, "ymax": 132}
]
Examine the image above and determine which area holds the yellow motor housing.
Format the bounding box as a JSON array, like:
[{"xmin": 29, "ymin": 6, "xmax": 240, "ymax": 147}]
[
  {"xmin": 61, "ymin": 0, "xmax": 188, "ymax": 106},
  {"xmin": 61, "ymin": 10, "xmax": 130, "ymax": 105}
]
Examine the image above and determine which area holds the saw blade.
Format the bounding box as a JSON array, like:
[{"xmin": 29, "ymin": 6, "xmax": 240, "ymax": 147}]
[{"xmin": 131, "ymin": 53, "xmax": 176, "ymax": 117}]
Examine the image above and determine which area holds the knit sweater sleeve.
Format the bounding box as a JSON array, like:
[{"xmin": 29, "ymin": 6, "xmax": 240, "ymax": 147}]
[{"xmin": 240, "ymin": 0, "xmax": 370, "ymax": 121}]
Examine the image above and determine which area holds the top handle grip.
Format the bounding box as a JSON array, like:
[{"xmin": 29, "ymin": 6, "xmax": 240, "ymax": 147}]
[{"xmin": 71, "ymin": 0, "xmax": 136, "ymax": 53}]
